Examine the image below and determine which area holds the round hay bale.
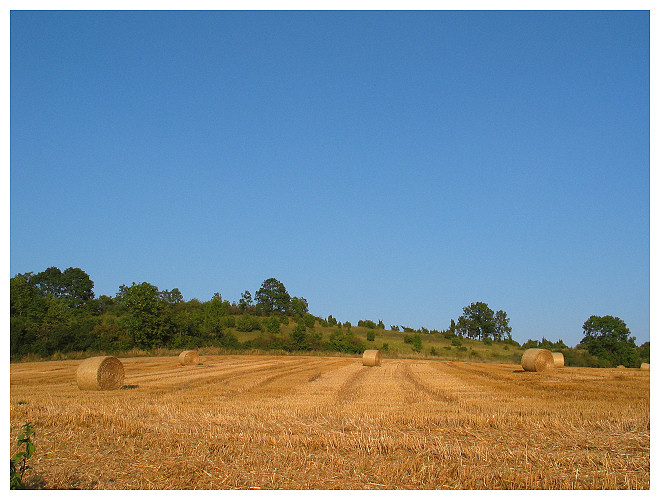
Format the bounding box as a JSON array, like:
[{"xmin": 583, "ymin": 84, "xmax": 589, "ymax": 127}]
[
  {"xmin": 362, "ymin": 349, "xmax": 382, "ymax": 367},
  {"xmin": 640, "ymin": 362, "xmax": 650, "ymax": 371},
  {"xmin": 552, "ymin": 352, "xmax": 565, "ymax": 368},
  {"xmin": 521, "ymin": 348, "xmax": 554, "ymax": 372},
  {"xmin": 617, "ymin": 365, "xmax": 626, "ymax": 369},
  {"xmin": 179, "ymin": 350, "xmax": 200, "ymax": 365},
  {"xmin": 76, "ymin": 356, "xmax": 124, "ymax": 391}
]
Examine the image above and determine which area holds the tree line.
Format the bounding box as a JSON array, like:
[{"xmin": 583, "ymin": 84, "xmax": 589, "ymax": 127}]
[
  {"xmin": 10, "ymin": 266, "xmax": 648, "ymax": 367},
  {"xmin": 10, "ymin": 269, "xmax": 366, "ymax": 360}
]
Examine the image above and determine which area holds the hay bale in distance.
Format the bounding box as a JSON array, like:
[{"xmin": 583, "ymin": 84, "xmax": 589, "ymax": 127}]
[
  {"xmin": 640, "ymin": 363, "xmax": 650, "ymax": 371},
  {"xmin": 76, "ymin": 356, "xmax": 124, "ymax": 391},
  {"xmin": 363, "ymin": 349, "xmax": 382, "ymax": 367},
  {"xmin": 617, "ymin": 365, "xmax": 626, "ymax": 369},
  {"xmin": 179, "ymin": 350, "xmax": 200, "ymax": 365},
  {"xmin": 552, "ymin": 352, "xmax": 565, "ymax": 368},
  {"xmin": 521, "ymin": 348, "xmax": 554, "ymax": 372}
]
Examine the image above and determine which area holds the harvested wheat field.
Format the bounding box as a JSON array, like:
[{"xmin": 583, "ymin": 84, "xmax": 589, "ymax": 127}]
[{"xmin": 9, "ymin": 354, "xmax": 650, "ymax": 490}]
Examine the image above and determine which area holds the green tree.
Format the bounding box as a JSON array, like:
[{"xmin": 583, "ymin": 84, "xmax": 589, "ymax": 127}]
[
  {"xmin": 289, "ymin": 323, "xmax": 309, "ymax": 351},
  {"xmin": 637, "ymin": 341, "xmax": 650, "ymax": 364},
  {"xmin": 239, "ymin": 290, "xmax": 253, "ymax": 311},
  {"xmin": 580, "ymin": 315, "xmax": 640, "ymax": 368},
  {"xmin": 255, "ymin": 278, "xmax": 291, "ymax": 314},
  {"xmin": 455, "ymin": 302, "xmax": 496, "ymax": 340},
  {"xmin": 264, "ymin": 315, "xmax": 281, "ymax": 334},
  {"xmin": 201, "ymin": 293, "xmax": 227, "ymax": 339},
  {"xmin": 59, "ymin": 267, "xmax": 95, "ymax": 307},
  {"xmin": 119, "ymin": 282, "xmax": 169, "ymax": 348},
  {"xmin": 290, "ymin": 297, "xmax": 309, "ymax": 316},
  {"xmin": 30, "ymin": 266, "xmax": 94, "ymax": 307},
  {"xmin": 411, "ymin": 333, "xmax": 423, "ymax": 352},
  {"xmin": 160, "ymin": 288, "xmax": 184, "ymax": 304},
  {"xmin": 494, "ymin": 310, "xmax": 512, "ymax": 341}
]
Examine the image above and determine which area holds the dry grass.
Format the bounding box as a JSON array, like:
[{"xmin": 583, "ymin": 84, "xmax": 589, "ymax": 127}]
[{"xmin": 10, "ymin": 355, "xmax": 649, "ymax": 490}]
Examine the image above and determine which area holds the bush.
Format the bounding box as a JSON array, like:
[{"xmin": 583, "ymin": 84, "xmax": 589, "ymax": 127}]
[
  {"xmin": 219, "ymin": 332, "xmax": 241, "ymax": 349},
  {"xmin": 381, "ymin": 343, "xmax": 389, "ymax": 351},
  {"xmin": 366, "ymin": 330, "xmax": 375, "ymax": 342},
  {"xmin": 263, "ymin": 316, "xmax": 280, "ymax": 334},
  {"xmin": 483, "ymin": 337, "xmax": 492, "ymax": 346},
  {"xmin": 303, "ymin": 314, "xmax": 316, "ymax": 329},
  {"xmin": 236, "ymin": 314, "xmax": 262, "ymax": 332},
  {"xmin": 451, "ymin": 338, "xmax": 462, "ymax": 347},
  {"xmin": 403, "ymin": 334, "xmax": 413, "ymax": 344},
  {"xmin": 289, "ymin": 324, "xmax": 309, "ymax": 351},
  {"xmin": 430, "ymin": 347, "xmax": 438, "ymax": 356},
  {"xmin": 411, "ymin": 334, "xmax": 423, "ymax": 352},
  {"xmin": 325, "ymin": 330, "xmax": 364, "ymax": 354}
]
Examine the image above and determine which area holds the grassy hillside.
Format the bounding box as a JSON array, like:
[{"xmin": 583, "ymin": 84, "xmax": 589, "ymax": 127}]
[{"xmin": 231, "ymin": 323, "xmax": 525, "ymax": 363}]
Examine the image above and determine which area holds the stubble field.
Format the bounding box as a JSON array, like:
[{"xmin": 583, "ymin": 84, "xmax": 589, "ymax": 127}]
[{"xmin": 9, "ymin": 354, "xmax": 650, "ymax": 489}]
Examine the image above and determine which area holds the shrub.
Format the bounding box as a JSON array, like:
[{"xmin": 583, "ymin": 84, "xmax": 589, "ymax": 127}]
[
  {"xmin": 430, "ymin": 347, "xmax": 438, "ymax": 356},
  {"xmin": 325, "ymin": 330, "xmax": 364, "ymax": 354},
  {"xmin": 264, "ymin": 316, "xmax": 280, "ymax": 334},
  {"xmin": 10, "ymin": 422, "xmax": 35, "ymax": 490},
  {"xmin": 289, "ymin": 324, "xmax": 309, "ymax": 351},
  {"xmin": 366, "ymin": 331, "xmax": 375, "ymax": 342},
  {"xmin": 236, "ymin": 314, "xmax": 262, "ymax": 332},
  {"xmin": 483, "ymin": 337, "xmax": 492, "ymax": 346},
  {"xmin": 303, "ymin": 314, "xmax": 316, "ymax": 329},
  {"xmin": 411, "ymin": 334, "xmax": 423, "ymax": 352},
  {"xmin": 381, "ymin": 343, "xmax": 389, "ymax": 351},
  {"xmin": 451, "ymin": 338, "xmax": 462, "ymax": 347}
]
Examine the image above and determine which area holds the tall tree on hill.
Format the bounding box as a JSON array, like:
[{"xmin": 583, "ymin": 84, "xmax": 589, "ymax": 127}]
[
  {"xmin": 255, "ymin": 278, "xmax": 291, "ymax": 314},
  {"xmin": 455, "ymin": 302, "xmax": 496, "ymax": 340},
  {"xmin": 494, "ymin": 310, "xmax": 512, "ymax": 341}
]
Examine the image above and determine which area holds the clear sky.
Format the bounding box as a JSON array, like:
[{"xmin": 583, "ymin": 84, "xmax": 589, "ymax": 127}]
[{"xmin": 10, "ymin": 10, "xmax": 649, "ymax": 346}]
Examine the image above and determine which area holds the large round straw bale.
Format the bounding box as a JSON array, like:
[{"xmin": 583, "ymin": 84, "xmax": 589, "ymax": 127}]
[
  {"xmin": 552, "ymin": 352, "xmax": 565, "ymax": 368},
  {"xmin": 617, "ymin": 365, "xmax": 626, "ymax": 369},
  {"xmin": 521, "ymin": 348, "xmax": 554, "ymax": 372},
  {"xmin": 640, "ymin": 362, "xmax": 650, "ymax": 371},
  {"xmin": 179, "ymin": 350, "xmax": 200, "ymax": 365},
  {"xmin": 76, "ymin": 356, "xmax": 124, "ymax": 391},
  {"xmin": 363, "ymin": 349, "xmax": 382, "ymax": 367}
]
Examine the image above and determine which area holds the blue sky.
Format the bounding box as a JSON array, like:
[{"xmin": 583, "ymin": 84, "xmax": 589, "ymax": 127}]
[{"xmin": 10, "ymin": 10, "xmax": 649, "ymax": 346}]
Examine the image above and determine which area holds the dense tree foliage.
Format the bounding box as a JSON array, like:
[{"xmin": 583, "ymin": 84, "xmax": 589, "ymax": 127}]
[
  {"xmin": 579, "ymin": 315, "xmax": 640, "ymax": 368},
  {"xmin": 10, "ymin": 267, "xmax": 647, "ymax": 369},
  {"xmin": 255, "ymin": 278, "xmax": 291, "ymax": 313},
  {"xmin": 453, "ymin": 302, "xmax": 511, "ymax": 341}
]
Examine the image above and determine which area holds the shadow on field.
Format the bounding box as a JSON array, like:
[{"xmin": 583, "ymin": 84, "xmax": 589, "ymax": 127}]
[{"xmin": 121, "ymin": 385, "xmax": 139, "ymax": 390}]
